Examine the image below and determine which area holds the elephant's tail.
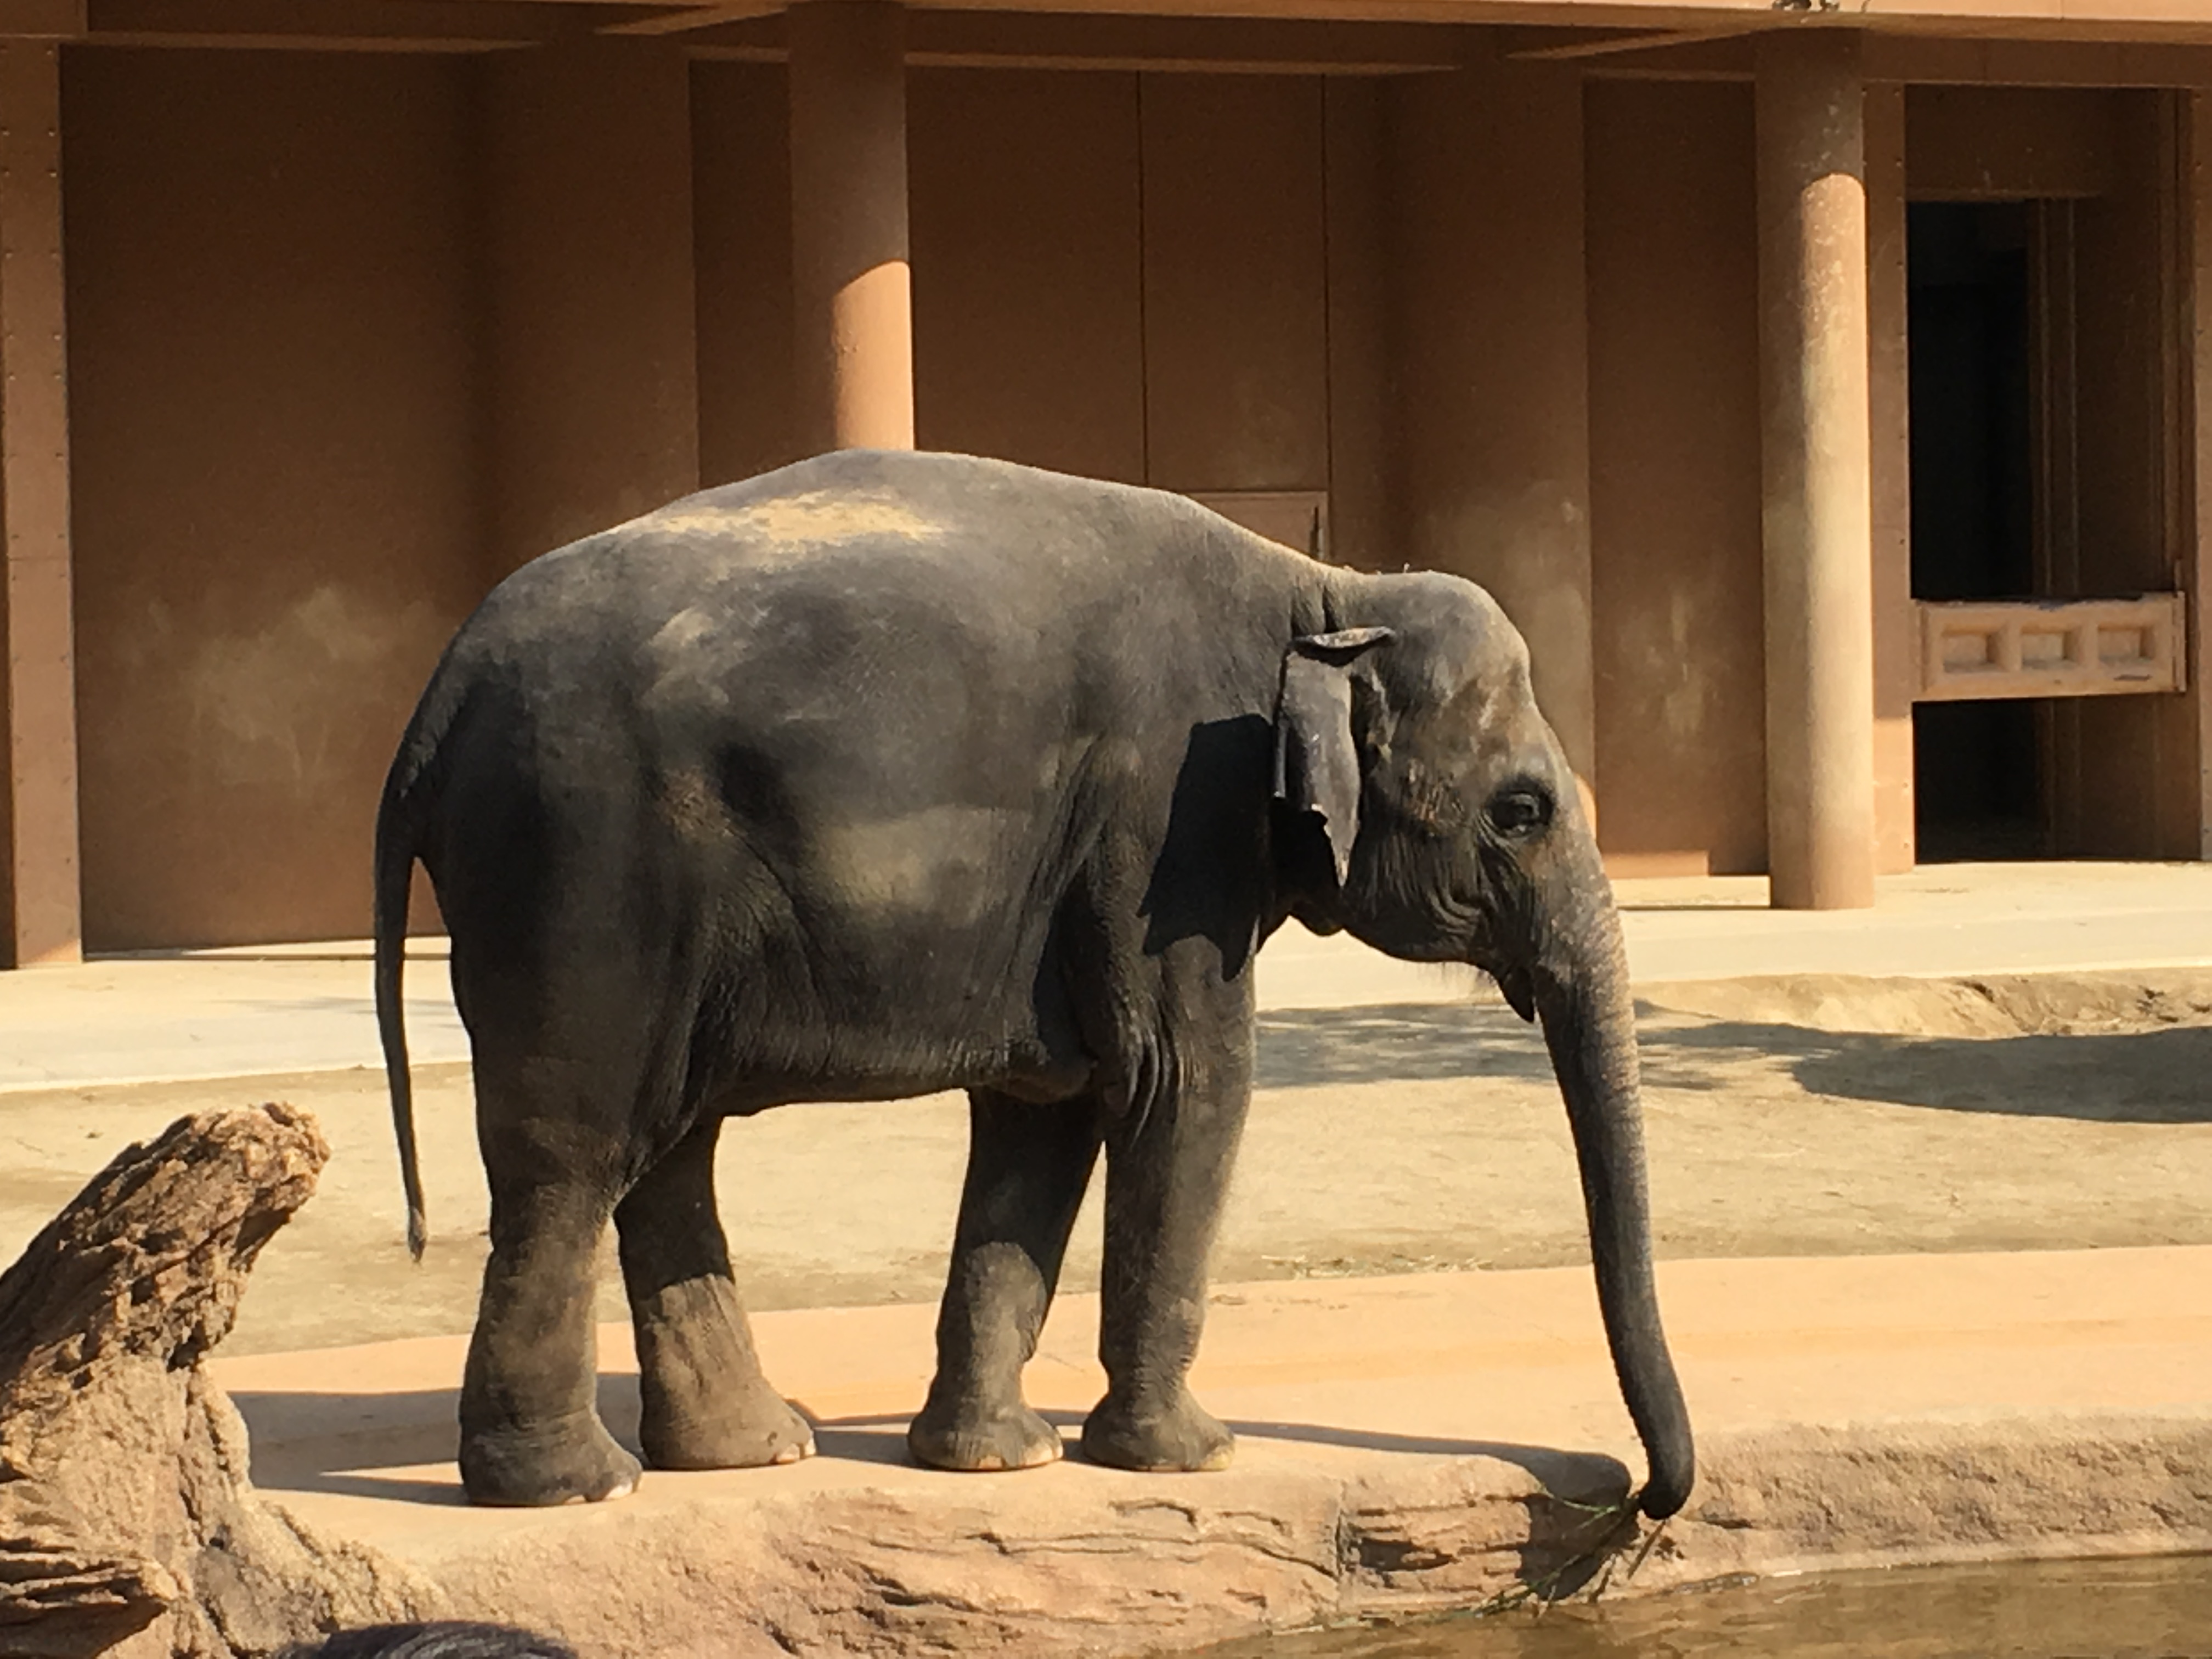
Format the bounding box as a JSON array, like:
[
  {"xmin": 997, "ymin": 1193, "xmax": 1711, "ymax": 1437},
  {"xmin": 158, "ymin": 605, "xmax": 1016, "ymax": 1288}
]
[{"xmin": 375, "ymin": 748, "xmax": 429, "ymax": 1262}]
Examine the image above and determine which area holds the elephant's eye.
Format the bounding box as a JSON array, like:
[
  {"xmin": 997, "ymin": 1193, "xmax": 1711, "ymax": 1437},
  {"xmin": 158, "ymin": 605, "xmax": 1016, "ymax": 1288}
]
[{"xmin": 1487, "ymin": 785, "xmax": 1553, "ymax": 839}]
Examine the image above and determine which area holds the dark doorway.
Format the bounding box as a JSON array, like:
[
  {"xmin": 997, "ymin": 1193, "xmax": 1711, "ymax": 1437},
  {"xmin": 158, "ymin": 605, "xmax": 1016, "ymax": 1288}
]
[
  {"xmin": 1908, "ymin": 202, "xmax": 2034, "ymax": 602},
  {"xmin": 1911, "ymin": 701, "xmax": 2046, "ymax": 861},
  {"xmin": 1908, "ymin": 202, "xmax": 2045, "ymax": 861}
]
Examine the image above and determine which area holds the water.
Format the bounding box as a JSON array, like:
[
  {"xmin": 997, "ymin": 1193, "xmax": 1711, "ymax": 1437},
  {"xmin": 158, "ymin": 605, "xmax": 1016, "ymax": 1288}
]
[{"xmin": 1212, "ymin": 1557, "xmax": 2212, "ymax": 1658}]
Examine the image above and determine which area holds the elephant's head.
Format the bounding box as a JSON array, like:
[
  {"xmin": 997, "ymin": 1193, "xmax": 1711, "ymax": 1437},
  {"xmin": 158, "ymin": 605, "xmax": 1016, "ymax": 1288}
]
[{"xmin": 1273, "ymin": 572, "xmax": 1694, "ymax": 1520}]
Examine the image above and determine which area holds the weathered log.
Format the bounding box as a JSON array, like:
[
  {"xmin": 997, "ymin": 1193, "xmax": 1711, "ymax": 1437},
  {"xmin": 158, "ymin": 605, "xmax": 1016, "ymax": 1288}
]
[{"xmin": 0, "ymin": 1104, "xmax": 444, "ymax": 1658}]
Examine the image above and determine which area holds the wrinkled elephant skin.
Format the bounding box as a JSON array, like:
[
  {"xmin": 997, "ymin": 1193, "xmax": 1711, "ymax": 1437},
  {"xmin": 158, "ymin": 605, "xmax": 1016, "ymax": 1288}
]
[{"xmin": 373, "ymin": 450, "xmax": 1694, "ymax": 1516}]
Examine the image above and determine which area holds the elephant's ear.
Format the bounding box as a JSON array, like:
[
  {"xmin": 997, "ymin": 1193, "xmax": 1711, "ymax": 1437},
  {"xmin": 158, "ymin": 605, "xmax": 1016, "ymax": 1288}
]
[{"xmin": 1274, "ymin": 626, "xmax": 1393, "ymax": 885}]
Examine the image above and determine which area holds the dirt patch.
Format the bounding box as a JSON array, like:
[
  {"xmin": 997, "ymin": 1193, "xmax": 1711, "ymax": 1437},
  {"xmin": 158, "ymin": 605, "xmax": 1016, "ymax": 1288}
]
[
  {"xmin": 1641, "ymin": 967, "xmax": 2212, "ymax": 1038},
  {"xmin": 2, "ymin": 971, "xmax": 2209, "ymax": 1356}
]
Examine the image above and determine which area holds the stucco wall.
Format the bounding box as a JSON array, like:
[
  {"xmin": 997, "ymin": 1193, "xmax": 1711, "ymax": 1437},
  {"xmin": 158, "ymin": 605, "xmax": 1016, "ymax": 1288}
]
[
  {"xmin": 1141, "ymin": 75, "xmax": 1329, "ymax": 495},
  {"xmin": 70, "ymin": 43, "xmax": 2183, "ymax": 953},
  {"xmin": 909, "ymin": 69, "xmax": 1147, "ymax": 482},
  {"xmin": 694, "ymin": 60, "xmax": 798, "ymax": 489},
  {"xmin": 65, "ymin": 52, "xmax": 486, "ymax": 951},
  {"xmin": 1585, "ymin": 80, "xmax": 1768, "ymax": 877},
  {"xmin": 697, "ymin": 63, "xmax": 1331, "ymax": 497},
  {"xmin": 1388, "ymin": 59, "xmax": 1597, "ymax": 803},
  {"xmin": 480, "ymin": 40, "xmax": 699, "ymax": 584}
]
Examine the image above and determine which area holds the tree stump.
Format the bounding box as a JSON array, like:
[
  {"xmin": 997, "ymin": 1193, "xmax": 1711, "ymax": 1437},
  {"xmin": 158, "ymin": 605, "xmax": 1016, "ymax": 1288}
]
[{"xmin": 0, "ymin": 1104, "xmax": 445, "ymax": 1658}]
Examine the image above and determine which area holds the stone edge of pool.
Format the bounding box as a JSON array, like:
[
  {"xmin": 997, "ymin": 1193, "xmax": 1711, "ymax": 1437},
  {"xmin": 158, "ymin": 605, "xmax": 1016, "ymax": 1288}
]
[
  {"xmin": 212, "ymin": 1248, "xmax": 2212, "ymax": 1656},
  {"xmin": 227, "ymin": 1409, "xmax": 2212, "ymax": 1657}
]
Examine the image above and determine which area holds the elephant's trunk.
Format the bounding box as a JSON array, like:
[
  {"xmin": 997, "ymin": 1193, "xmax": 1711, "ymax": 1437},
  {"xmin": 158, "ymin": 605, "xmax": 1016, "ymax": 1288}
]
[{"xmin": 1531, "ymin": 866, "xmax": 1695, "ymax": 1520}]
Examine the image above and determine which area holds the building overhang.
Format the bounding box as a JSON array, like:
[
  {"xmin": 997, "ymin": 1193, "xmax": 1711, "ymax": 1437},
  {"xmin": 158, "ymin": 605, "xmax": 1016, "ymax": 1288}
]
[{"xmin": 3, "ymin": 0, "xmax": 2209, "ymax": 77}]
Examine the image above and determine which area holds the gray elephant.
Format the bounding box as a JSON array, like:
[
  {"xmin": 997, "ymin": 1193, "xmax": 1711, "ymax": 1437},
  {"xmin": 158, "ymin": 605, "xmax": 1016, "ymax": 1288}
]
[{"xmin": 373, "ymin": 449, "xmax": 1694, "ymax": 1515}]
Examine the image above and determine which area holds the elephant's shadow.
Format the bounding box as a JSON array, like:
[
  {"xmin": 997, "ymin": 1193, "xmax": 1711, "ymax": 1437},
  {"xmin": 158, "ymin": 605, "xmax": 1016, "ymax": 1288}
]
[
  {"xmin": 1259, "ymin": 999, "xmax": 2212, "ymax": 1125},
  {"xmin": 228, "ymin": 1376, "xmax": 1629, "ymax": 1521},
  {"xmin": 1643, "ymin": 1017, "xmax": 2212, "ymax": 1124},
  {"xmin": 1255, "ymin": 1002, "xmax": 1551, "ymax": 1088}
]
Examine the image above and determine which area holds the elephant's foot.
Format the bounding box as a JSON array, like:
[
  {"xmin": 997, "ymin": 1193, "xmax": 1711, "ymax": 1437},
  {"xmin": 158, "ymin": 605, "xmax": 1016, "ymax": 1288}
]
[
  {"xmin": 460, "ymin": 1409, "xmax": 643, "ymax": 1508},
  {"xmin": 1080, "ymin": 1385, "xmax": 1235, "ymax": 1473},
  {"xmin": 907, "ymin": 1390, "xmax": 1064, "ymax": 1472},
  {"xmin": 640, "ymin": 1379, "xmax": 816, "ymax": 1471}
]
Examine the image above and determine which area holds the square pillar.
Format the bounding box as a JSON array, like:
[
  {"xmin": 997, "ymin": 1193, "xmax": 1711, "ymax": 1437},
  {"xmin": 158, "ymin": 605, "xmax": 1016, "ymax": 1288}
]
[
  {"xmin": 788, "ymin": 0, "xmax": 913, "ymax": 455},
  {"xmin": 1757, "ymin": 31, "xmax": 1877, "ymax": 910},
  {"xmin": 0, "ymin": 40, "xmax": 81, "ymax": 967}
]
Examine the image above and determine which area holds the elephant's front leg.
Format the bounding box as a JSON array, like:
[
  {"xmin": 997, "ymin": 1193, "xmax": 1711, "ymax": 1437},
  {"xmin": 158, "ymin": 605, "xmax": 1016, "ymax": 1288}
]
[
  {"xmin": 909, "ymin": 1090, "xmax": 1102, "ymax": 1471},
  {"xmin": 1081, "ymin": 1002, "xmax": 1251, "ymax": 1473}
]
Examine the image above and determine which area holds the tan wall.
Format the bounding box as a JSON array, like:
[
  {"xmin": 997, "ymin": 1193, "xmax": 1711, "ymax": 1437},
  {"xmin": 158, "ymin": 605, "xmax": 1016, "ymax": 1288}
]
[
  {"xmin": 1323, "ymin": 78, "xmax": 1396, "ymax": 573},
  {"xmin": 82, "ymin": 42, "xmax": 2200, "ymax": 956},
  {"xmin": 910, "ymin": 69, "xmax": 1146, "ymax": 481},
  {"xmin": 694, "ymin": 60, "xmax": 798, "ymax": 488},
  {"xmin": 699, "ymin": 63, "xmax": 1336, "ymax": 499},
  {"xmin": 1388, "ymin": 60, "xmax": 1598, "ymax": 793},
  {"xmin": 1586, "ymin": 80, "xmax": 1768, "ymax": 877},
  {"xmin": 66, "ymin": 51, "xmax": 486, "ymax": 952},
  {"xmin": 481, "ymin": 40, "xmax": 699, "ymax": 582},
  {"xmin": 1141, "ymin": 75, "xmax": 1329, "ymax": 495},
  {"xmin": 1908, "ymin": 86, "xmax": 2124, "ymax": 202}
]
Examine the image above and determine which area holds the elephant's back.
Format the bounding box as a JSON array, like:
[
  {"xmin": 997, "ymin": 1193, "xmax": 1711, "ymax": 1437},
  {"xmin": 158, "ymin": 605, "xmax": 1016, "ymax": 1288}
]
[{"xmin": 443, "ymin": 450, "xmax": 1314, "ymax": 729}]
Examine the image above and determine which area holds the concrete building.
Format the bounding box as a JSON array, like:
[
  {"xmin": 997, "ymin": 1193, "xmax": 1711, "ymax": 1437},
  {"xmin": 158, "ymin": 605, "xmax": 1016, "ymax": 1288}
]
[{"xmin": 1, "ymin": 0, "xmax": 2209, "ymax": 962}]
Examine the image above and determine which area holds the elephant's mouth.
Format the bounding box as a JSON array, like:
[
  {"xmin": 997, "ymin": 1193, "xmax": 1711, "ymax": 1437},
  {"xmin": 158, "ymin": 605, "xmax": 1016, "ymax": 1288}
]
[{"xmin": 1485, "ymin": 960, "xmax": 1537, "ymax": 1022}]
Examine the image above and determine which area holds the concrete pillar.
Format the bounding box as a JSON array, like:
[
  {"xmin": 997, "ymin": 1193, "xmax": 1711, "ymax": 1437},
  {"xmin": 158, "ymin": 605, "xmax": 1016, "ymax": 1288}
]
[
  {"xmin": 0, "ymin": 41, "xmax": 81, "ymax": 967},
  {"xmin": 1756, "ymin": 31, "xmax": 1877, "ymax": 911},
  {"xmin": 481, "ymin": 39, "xmax": 701, "ymax": 582},
  {"xmin": 788, "ymin": 0, "xmax": 913, "ymax": 454}
]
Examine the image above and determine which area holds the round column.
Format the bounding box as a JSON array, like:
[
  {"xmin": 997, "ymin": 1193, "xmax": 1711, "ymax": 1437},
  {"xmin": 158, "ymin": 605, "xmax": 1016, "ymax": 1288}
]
[
  {"xmin": 1756, "ymin": 30, "xmax": 1877, "ymax": 911},
  {"xmin": 787, "ymin": 0, "xmax": 914, "ymax": 454}
]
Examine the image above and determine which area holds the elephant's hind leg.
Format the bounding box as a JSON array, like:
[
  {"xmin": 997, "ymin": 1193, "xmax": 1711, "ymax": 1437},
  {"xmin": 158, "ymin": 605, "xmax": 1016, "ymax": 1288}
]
[
  {"xmin": 908, "ymin": 1090, "xmax": 1102, "ymax": 1472},
  {"xmin": 461, "ymin": 1158, "xmax": 642, "ymax": 1508},
  {"xmin": 616, "ymin": 1119, "xmax": 815, "ymax": 1470}
]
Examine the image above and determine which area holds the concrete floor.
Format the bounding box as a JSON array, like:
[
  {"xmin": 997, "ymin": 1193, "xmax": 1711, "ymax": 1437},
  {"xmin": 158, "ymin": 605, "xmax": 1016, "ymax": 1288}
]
[
  {"xmin": 3, "ymin": 957, "xmax": 2208, "ymax": 1357},
  {"xmin": 8, "ymin": 861, "xmax": 2212, "ymax": 1653},
  {"xmin": 5, "ymin": 861, "xmax": 2210, "ymax": 1092}
]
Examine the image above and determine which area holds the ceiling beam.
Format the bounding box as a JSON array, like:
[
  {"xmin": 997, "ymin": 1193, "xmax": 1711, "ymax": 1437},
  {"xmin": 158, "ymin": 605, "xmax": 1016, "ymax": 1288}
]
[
  {"xmin": 601, "ymin": 2, "xmax": 775, "ymax": 35},
  {"xmin": 1560, "ymin": 27, "xmax": 2212, "ymax": 82},
  {"xmin": 1861, "ymin": 31, "xmax": 2212, "ymax": 86},
  {"xmin": 1505, "ymin": 23, "xmax": 1759, "ymax": 59},
  {"xmin": 687, "ymin": 12, "xmax": 1474, "ymax": 72},
  {"xmin": 0, "ymin": 0, "xmax": 83, "ymax": 39},
  {"xmin": 84, "ymin": 0, "xmax": 600, "ymax": 50}
]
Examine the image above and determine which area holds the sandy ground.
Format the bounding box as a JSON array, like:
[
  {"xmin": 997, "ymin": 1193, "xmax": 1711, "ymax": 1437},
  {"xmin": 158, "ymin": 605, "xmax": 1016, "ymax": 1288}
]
[{"xmin": 2, "ymin": 968, "xmax": 2208, "ymax": 1357}]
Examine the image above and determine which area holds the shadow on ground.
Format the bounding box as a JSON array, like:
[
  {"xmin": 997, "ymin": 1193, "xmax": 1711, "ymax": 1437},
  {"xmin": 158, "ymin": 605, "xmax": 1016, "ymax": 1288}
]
[
  {"xmin": 1256, "ymin": 1002, "xmax": 2212, "ymax": 1124},
  {"xmin": 1256, "ymin": 1005, "xmax": 1547, "ymax": 1089},
  {"xmin": 228, "ymin": 1382, "xmax": 1629, "ymax": 1512},
  {"xmin": 1652, "ymin": 1021, "xmax": 2212, "ymax": 1124}
]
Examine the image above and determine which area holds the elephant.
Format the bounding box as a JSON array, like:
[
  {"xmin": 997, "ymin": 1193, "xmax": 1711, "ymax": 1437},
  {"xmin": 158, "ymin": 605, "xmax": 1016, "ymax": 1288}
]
[
  {"xmin": 372, "ymin": 448, "xmax": 1694, "ymax": 1516},
  {"xmin": 282, "ymin": 1627, "xmax": 574, "ymax": 1659}
]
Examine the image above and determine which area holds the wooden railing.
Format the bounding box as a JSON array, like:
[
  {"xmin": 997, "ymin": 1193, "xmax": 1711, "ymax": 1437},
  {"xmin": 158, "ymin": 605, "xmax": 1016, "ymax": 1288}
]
[{"xmin": 1915, "ymin": 594, "xmax": 2186, "ymax": 702}]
